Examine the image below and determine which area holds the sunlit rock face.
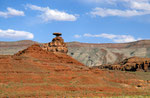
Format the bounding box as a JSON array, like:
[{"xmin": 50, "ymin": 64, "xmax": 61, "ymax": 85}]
[
  {"xmin": 99, "ymin": 57, "xmax": 150, "ymax": 72},
  {"xmin": 42, "ymin": 33, "xmax": 68, "ymax": 54}
]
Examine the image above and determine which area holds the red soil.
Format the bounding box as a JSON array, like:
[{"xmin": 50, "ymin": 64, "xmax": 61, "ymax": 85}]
[{"xmin": 0, "ymin": 44, "xmax": 150, "ymax": 97}]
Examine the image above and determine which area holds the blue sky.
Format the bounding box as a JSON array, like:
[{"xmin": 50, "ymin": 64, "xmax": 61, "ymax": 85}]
[{"xmin": 0, "ymin": 0, "xmax": 150, "ymax": 43}]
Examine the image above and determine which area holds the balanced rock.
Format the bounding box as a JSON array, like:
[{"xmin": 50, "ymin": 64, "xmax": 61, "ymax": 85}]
[{"xmin": 42, "ymin": 33, "xmax": 68, "ymax": 53}]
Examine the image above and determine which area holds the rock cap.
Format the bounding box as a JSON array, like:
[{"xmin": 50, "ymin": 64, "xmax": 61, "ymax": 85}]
[{"xmin": 53, "ymin": 33, "xmax": 62, "ymax": 37}]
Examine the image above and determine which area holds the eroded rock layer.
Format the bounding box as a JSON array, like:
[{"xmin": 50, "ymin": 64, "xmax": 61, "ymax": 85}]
[
  {"xmin": 99, "ymin": 57, "xmax": 150, "ymax": 72},
  {"xmin": 42, "ymin": 33, "xmax": 68, "ymax": 53}
]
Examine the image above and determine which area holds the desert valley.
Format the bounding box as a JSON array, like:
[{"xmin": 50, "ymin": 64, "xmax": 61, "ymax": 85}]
[
  {"xmin": 1, "ymin": 0, "xmax": 150, "ymax": 97},
  {"xmin": 0, "ymin": 33, "xmax": 150, "ymax": 97}
]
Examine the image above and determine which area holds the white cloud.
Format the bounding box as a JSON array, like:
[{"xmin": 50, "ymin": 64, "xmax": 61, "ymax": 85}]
[
  {"xmin": 83, "ymin": 33, "xmax": 141, "ymax": 43},
  {"xmin": 90, "ymin": 0, "xmax": 150, "ymax": 17},
  {"xmin": 112, "ymin": 35, "xmax": 140, "ymax": 43},
  {"xmin": 130, "ymin": 1, "xmax": 150, "ymax": 10},
  {"xmin": 83, "ymin": 0, "xmax": 103, "ymax": 3},
  {"xmin": 0, "ymin": 7, "xmax": 24, "ymax": 18},
  {"xmin": 81, "ymin": 0, "xmax": 121, "ymax": 4},
  {"xmin": 83, "ymin": 0, "xmax": 150, "ymax": 4},
  {"xmin": 74, "ymin": 34, "xmax": 81, "ymax": 38},
  {"xmin": 0, "ymin": 29, "xmax": 34, "ymax": 39},
  {"xmin": 27, "ymin": 4, "xmax": 77, "ymax": 21},
  {"xmin": 91, "ymin": 8, "xmax": 149, "ymax": 17},
  {"xmin": 84, "ymin": 33, "xmax": 116, "ymax": 39}
]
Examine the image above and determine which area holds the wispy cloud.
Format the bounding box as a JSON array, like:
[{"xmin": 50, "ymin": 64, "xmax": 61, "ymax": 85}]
[
  {"xmin": 26, "ymin": 4, "xmax": 78, "ymax": 22},
  {"xmin": 90, "ymin": 8, "xmax": 149, "ymax": 17},
  {"xmin": 0, "ymin": 7, "xmax": 24, "ymax": 18},
  {"xmin": 82, "ymin": 0, "xmax": 150, "ymax": 4},
  {"xmin": 83, "ymin": 33, "xmax": 141, "ymax": 43},
  {"xmin": 74, "ymin": 34, "xmax": 82, "ymax": 38},
  {"xmin": 130, "ymin": 1, "xmax": 150, "ymax": 10},
  {"xmin": 90, "ymin": 0, "xmax": 150, "ymax": 17},
  {"xmin": 80, "ymin": 0, "xmax": 117, "ymax": 4},
  {"xmin": 0, "ymin": 29, "xmax": 34, "ymax": 39}
]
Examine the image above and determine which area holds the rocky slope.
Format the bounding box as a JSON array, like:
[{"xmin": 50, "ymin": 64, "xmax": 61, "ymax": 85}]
[
  {"xmin": 0, "ymin": 44, "xmax": 150, "ymax": 97},
  {"xmin": 1, "ymin": 40, "xmax": 150, "ymax": 67}
]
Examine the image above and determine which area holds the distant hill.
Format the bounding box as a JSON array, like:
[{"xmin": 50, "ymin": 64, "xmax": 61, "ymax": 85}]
[
  {"xmin": 0, "ymin": 40, "xmax": 37, "ymax": 55},
  {"xmin": 67, "ymin": 40, "xmax": 150, "ymax": 66},
  {"xmin": 1, "ymin": 40, "xmax": 150, "ymax": 66}
]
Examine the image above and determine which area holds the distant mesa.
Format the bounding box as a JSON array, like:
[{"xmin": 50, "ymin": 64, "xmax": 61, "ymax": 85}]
[{"xmin": 42, "ymin": 33, "xmax": 68, "ymax": 54}]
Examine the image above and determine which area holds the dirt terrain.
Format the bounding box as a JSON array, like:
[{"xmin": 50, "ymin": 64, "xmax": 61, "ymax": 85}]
[{"xmin": 0, "ymin": 44, "xmax": 150, "ymax": 97}]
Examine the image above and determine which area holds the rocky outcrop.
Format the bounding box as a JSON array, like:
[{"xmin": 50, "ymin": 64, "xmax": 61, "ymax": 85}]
[
  {"xmin": 42, "ymin": 33, "xmax": 68, "ymax": 54},
  {"xmin": 100, "ymin": 57, "xmax": 150, "ymax": 72}
]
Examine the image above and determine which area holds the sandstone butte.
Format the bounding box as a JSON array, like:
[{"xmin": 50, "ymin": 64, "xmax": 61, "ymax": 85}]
[{"xmin": 0, "ymin": 33, "xmax": 150, "ymax": 97}]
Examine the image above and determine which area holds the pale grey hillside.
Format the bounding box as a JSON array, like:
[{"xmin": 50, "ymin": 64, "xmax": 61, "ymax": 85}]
[{"xmin": 67, "ymin": 40, "xmax": 150, "ymax": 67}]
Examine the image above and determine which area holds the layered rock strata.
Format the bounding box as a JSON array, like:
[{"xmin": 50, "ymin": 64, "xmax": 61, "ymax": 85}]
[
  {"xmin": 99, "ymin": 57, "xmax": 150, "ymax": 72},
  {"xmin": 42, "ymin": 33, "xmax": 68, "ymax": 53}
]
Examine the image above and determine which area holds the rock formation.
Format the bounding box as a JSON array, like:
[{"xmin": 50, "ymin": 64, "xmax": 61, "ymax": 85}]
[
  {"xmin": 42, "ymin": 33, "xmax": 68, "ymax": 53},
  {"xmin": 2, "ymin": 40, "xmax": 150, "ymax": 67},
  {"xmin": 100, "ymin": 57, "xmax": 150, "ymax": 72},
  {"xmin": 1, "ymin": 43, "xmax": 150, "ymax": 97}
]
